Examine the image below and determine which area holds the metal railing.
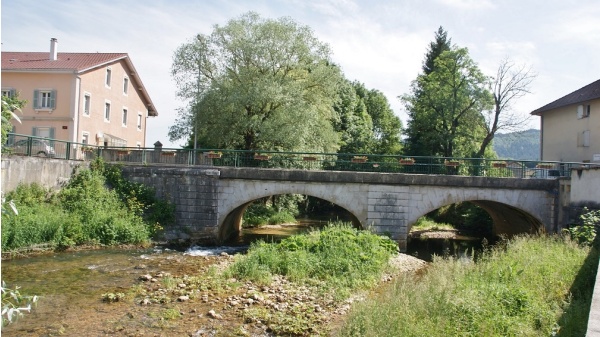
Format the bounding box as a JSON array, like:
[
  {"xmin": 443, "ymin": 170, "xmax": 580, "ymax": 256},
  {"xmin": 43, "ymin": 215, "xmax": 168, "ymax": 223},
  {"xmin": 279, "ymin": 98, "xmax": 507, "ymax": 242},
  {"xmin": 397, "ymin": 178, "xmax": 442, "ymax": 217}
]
[{"xmin": 3, "ymin": 133, "xmax": 597, "ymax": 179}]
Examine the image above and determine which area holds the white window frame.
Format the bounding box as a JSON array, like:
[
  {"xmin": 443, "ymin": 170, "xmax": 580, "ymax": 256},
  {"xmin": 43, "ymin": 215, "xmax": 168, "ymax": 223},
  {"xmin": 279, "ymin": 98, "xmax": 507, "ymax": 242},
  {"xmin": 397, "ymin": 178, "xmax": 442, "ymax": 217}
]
[
  {"xmin": 83, "ymin": 93, "xmax": 91, "ymax": 116},
  {"xmin": 33, "ymin": 89, "xmax": 56, "ymax": 111},
  {"xmin": 122, "ymin": 107, "xmax": 128, "ymax": 127},
  {"xmin": 137, "ymin": 112, "xmax": 143, "ymax": 131},
  {"xmin": 82, "ymin": 132, "xmax": 90, "ymax": 145},
  {"xmin": 1, "ymin": 88, "xmax": 15, "ymax": 97},
  {"xmin": 105, "ymin": 67, "xmax": 112, "ymax": 88},
  {"xmin": 104, "ymin": 100, "xmax": 111, "ymax": 122},
  {"xmin": 577, "ymin": 104, "xmax": 591, "ymax": 119},
  {"xmin": 123, "ymin": 76, "xmax": 129, "ymax": 95}
]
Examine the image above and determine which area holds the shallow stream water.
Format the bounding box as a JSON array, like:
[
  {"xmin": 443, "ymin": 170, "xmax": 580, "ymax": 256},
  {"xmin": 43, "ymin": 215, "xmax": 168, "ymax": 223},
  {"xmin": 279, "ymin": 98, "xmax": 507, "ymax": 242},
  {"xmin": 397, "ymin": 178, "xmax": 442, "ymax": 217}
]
[{"xmin": 1, "ymin": 223, "xmax": 484, "ymax": 336}]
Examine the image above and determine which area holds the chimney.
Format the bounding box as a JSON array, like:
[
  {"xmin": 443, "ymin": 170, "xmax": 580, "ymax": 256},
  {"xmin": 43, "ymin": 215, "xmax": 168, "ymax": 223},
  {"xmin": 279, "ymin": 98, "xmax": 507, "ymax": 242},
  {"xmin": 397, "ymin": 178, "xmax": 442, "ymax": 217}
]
[{"xmin": 49, "ymin": 38, "xmax": 58, "ymax": 61}]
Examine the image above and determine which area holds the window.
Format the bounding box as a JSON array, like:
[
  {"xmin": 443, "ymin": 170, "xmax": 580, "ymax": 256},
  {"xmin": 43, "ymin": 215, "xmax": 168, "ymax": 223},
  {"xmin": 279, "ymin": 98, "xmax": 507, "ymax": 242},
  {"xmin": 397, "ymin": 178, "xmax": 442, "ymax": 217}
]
[
  {"xmin": 32, "ymin": 126, "xmax": 54, "ymax": 139},
  {"xmin": 123, "ymin": 77, "xmax": 129, "ymax": 95},
  {"xmin": 33, "ymin": 89, "xmax": 56, "ymax": 110},
  {"xmin": 122, "ymin": 108, "xmax": 128, "ymax": 126},
  {"xmin": 105, "ymin": 67, "xmax": 112, "ymax": 87},
  {"xmin": 83, "ymin": 94, "xmax": 91, "ymax": 116},
  {"xmin": 82, "ymin": 133, "xmax": 89, "ymax": 145},
  {"xmin": 104, "ymin": 101, "xmax": 111, "ymax": 121},
  {"xmin": 137, "ymin": 113, "xmax": 143, "ymax": 130},
  {"xmin": 577, "ymin": 104, "xmax": 591, "ymax": 119},
  {"xmin": 1, "ymin": 89, "xmax": 15, "ymax": 97},
  {"xmin": 578, "ymin": 130, "xmax": 590, "ymax": 147}
]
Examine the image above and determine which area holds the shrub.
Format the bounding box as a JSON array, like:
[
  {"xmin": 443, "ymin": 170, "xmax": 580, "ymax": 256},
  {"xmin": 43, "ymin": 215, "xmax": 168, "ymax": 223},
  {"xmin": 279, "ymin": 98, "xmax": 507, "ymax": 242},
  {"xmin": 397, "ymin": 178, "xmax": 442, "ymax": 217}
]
[
  {"xmin": 565, "ymin": 207, "xmax": 599, "ymax": 246},
  {"xmin": 2, "ymin": 162, "xmax": 157, "ymax": 251},
  {"xmin": 226, "ymin": 222, "xmax": 398, "ymax": 295}
]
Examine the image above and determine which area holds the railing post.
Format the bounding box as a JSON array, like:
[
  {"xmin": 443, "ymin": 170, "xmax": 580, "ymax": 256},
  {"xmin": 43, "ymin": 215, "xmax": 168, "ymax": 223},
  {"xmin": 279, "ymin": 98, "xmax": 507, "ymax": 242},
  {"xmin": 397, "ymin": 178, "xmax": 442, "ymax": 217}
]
[{"xmin": 66, "ymin": 142, "xmax": 71, "ymax": 160}]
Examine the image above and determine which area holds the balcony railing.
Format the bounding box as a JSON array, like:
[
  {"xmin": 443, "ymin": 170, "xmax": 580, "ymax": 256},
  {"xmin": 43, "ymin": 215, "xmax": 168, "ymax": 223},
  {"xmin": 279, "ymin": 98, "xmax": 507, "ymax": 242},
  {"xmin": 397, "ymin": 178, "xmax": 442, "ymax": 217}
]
[{"xmin": 3, "ymin": 133, "xmax": 597, "ymax": 179}]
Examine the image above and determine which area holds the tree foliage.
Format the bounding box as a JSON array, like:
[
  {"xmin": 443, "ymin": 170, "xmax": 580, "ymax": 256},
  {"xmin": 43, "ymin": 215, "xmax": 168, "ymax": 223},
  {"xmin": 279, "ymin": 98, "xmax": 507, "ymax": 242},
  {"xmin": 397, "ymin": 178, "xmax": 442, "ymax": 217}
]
[
  {"xmin": 1, "ymin": 93, "xmax": 25, "ymax": 145},
  {"xmin": 422, "ymin": 26, "xmax": 452, "ymax": 75},
  {"xmin": 333, "ymin": 80, "xmax": 403, "ymax": 154},
  {"xmin": 170, "ymin": 12, "xmax": 343, "ymax": 152},
  {"xmin": 402, "ymin": 44, "xmax": 493, "ymax": 158}
]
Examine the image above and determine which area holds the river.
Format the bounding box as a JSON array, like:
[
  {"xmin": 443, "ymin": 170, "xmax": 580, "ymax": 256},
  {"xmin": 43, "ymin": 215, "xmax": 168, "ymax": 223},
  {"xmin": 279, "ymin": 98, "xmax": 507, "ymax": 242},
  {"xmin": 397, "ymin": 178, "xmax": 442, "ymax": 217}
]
[{"xmin": 1, "ymin": 223, "xmax": 484, "ymax": 336}]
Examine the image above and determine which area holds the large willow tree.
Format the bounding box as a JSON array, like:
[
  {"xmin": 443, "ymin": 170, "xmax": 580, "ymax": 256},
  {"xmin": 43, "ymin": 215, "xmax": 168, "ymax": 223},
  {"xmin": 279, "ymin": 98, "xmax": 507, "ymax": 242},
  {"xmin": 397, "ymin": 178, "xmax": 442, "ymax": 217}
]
[{"xmin": 170, "ymin": 12, "xmax": 343, "ymax": 152}]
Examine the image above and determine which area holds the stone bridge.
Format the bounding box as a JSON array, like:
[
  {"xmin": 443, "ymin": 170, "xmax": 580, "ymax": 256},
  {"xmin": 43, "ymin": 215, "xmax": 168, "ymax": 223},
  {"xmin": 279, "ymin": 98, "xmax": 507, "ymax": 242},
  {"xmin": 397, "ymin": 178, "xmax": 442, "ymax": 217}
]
[{"xmin": 119, "ymin": 165, "xmax": 560, "ymax": 251}]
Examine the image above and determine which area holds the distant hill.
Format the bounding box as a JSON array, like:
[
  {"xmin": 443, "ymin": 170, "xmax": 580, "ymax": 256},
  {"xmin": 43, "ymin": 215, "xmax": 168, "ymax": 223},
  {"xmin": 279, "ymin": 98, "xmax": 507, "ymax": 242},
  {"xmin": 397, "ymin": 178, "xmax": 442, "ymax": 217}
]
[{"xmin": 492, "ymin": 129, "xmax": 540, "ymax": 160}]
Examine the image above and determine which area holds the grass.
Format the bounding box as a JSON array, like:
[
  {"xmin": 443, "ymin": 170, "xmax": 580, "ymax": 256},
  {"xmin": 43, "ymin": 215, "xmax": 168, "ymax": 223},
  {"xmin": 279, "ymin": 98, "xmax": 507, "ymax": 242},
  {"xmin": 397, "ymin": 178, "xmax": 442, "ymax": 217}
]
[
  {"xmin": 226, "ymin": 222, "xmax": 397, "ymax": 294},
  {"xmin": 338, "ymin": 235, "xmax": 598, "ymax": 337},
  {"xmin": 410, "ymin": 216, "xmax": 455, "ymax": 232},
  {"xmin": 224, "ymin": 222, "xmax": 398, "ymax": 335}
]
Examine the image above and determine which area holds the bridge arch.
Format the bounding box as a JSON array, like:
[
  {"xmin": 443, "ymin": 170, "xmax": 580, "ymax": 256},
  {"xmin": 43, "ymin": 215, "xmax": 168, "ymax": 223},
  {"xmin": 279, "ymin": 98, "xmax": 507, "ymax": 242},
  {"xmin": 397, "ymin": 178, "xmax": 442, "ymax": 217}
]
[
  {"xmin": 405, "ymin": 185, "xmax": 550, "ymax": 236},
  {"xmin": 217, "ymin": 180, "xmax": 367, "ymax": 243}
]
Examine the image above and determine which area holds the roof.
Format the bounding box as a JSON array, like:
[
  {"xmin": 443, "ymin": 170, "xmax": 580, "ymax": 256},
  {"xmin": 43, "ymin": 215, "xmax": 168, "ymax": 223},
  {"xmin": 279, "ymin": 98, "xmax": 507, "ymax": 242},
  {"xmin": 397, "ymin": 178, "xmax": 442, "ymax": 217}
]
[
  {"xmin": 1, "ymin": 52, "xmax": 158, "ymax": 116},
  {"xmin": 531, "ymin": 79, "xmax": 600, "ymax": 115}
]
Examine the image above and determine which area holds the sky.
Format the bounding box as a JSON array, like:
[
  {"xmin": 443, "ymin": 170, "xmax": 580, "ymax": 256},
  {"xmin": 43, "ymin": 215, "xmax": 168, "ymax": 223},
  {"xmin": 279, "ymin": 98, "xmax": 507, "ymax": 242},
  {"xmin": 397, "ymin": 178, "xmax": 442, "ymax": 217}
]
[{"xmin": 2, "ymin": 0, "xmax": 599, "ymax": 148}]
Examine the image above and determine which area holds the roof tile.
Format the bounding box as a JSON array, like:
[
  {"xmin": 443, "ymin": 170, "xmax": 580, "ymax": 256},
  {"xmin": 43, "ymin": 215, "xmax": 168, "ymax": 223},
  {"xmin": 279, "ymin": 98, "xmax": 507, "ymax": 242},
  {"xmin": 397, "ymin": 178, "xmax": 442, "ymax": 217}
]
[
  {"xmin": 2, "ymin": 52, "xmax": 128, "ymax": 72},
  {"xmin": 531, "ymin": 79, "xmax": 600, "ymax": 115}
]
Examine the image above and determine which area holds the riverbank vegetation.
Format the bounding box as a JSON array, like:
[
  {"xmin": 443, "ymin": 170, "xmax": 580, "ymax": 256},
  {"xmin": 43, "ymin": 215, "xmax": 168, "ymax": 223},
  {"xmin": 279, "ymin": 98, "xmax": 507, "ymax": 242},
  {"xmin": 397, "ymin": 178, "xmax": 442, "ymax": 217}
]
[
  {"xmin": 339, "ymin": 234, "xmax": 598, "ymax": 337},
  {"xmin": 1, "ymin": 159, "xmax": 173, "ymax": 252}
]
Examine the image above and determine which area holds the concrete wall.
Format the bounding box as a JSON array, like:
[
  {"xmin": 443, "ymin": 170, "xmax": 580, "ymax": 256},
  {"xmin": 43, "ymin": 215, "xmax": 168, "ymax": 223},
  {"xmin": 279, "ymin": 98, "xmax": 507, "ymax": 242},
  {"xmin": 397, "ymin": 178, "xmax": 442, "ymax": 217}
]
[
  {"xmin": 1, "ymin": 156, "xmax": 86, "ymax": 193},
  {"xmin": 567, "ymin": 167, "xmax": 600, "ymax": 224},
  {"xmin": 570, "ymin": 167, "xmax": 600, "ymax": 207}
]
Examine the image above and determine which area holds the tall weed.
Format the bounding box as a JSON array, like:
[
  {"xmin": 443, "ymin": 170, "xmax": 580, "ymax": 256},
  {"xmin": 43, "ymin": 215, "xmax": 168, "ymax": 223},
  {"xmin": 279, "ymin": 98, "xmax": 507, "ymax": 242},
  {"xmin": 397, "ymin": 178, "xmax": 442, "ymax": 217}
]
[
  {"xmin": 2, "ymin": 164, "xmax": 154, "ymax": 251},
  {"xmin": 339, "ymin": 235, "xmax": 594, "ymax": 337},
  {"xmin": 226, "ymin": 222, "xmax": 397, "ymax": 296}
]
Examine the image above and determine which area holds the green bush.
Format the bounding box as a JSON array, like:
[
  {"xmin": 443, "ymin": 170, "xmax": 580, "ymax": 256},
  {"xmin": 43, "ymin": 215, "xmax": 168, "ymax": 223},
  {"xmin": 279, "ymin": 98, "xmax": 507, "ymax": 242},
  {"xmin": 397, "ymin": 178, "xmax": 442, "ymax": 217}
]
[
  {"xmin": 565, "ymin": 207, "xmax": 599, "ymax": 246},
  {"xmin": 226, "ymin": 222, "xmax": 398, "ymax": 295},
  {"xmin": 2, "ymin": 163, "xmax": 158, "ymax": 251}
]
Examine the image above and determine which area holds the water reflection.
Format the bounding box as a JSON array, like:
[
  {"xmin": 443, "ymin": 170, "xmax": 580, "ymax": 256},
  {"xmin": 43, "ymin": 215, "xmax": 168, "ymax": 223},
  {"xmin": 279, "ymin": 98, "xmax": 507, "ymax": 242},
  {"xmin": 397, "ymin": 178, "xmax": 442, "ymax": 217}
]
[{"xmin": 407, "ymin": 236, "xmax": 485, "ymax": 262}]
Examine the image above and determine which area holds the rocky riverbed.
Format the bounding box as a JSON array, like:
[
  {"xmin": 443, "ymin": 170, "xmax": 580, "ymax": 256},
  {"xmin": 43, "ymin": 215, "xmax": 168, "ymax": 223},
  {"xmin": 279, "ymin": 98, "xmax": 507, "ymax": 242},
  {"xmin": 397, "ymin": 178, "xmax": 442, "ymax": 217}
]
[
  {"xmin": 127, "ymin": 252, "xmax": 427, "ymax": 336},
  {"xmin": 2, "ymin": 249, "xmax": 427, "ymax": 337}
]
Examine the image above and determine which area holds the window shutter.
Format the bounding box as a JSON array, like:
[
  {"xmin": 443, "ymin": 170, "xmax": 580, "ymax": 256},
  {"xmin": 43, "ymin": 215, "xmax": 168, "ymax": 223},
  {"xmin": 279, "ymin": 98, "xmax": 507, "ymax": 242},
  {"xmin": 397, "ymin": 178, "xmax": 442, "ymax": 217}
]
[
  {"xmin": 577, "ymin": 105, "xmax": 583, "ymax": 118},
  {"xmin": 583, "ymin": 130, "xmax": 590, "ymax": 147},
  {"xmin": 9, "ymin": 89, "xmax": 16, "ymax": 97},
  {"xmin": 33, "ymin": 90, "xmax": 40, "ymax": 109},
  {"xmin": 32, "ymin": 127, "xmax": 38, "ymax": 136},
  {"xmin": 50, "ymin": 90, "xmax": 57, "ymax": 109}
]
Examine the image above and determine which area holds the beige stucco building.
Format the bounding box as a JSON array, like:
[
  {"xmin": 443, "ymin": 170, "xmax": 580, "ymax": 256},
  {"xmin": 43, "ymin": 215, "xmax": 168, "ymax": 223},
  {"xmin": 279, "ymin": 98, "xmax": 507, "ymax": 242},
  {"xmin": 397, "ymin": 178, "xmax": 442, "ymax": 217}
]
[
  {"xmin": 1, "ymin": 38, "xmax": 157, "ymax": 148},
  {"xmin": 531, "ymin": 79, "xmax": 600, "ymax": 163}
]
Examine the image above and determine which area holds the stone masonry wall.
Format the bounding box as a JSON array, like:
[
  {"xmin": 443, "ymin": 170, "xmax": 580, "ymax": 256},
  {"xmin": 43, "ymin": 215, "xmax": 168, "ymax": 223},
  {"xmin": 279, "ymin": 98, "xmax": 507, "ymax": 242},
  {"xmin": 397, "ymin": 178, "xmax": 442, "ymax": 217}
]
[{"xmin": 120, "ymin": 166, "xmax": 221, "ymax": 244}]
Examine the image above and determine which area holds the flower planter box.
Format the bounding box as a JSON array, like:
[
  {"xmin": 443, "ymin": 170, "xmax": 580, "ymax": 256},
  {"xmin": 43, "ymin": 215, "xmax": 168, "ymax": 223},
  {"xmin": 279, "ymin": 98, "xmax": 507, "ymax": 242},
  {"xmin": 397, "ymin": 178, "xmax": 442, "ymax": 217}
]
[
  {"xmin": 303, "ymin": 156, "xmax": 317, "ymax": 161},
  {"xmin": 254, "ymin": 155, "xmax": 271, "ymax": 161},
  {"xmin": 351, "ymin": 158, "xmax": 367, "ymax": 163},
  {"xmin": 161, "ymin": 152, "xmax": 176, "ymax": 157},
  {"xmin": 206, "ymin": 153, "xmax": 222, "ymax": 159},
  {"xmin": 399, "ymin": 160, "xmax": 415, "ymax": 165},
  {"xmin": 116, "ymin": 150, "xmax": 131, "ymax": 155},
  {"xmin": 445, "ymin": 161, "xmax": 460, "ymax": 167},
  {"xmin": 492, "ymin": 162, "xmax": 507, "ymax": 168}
]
